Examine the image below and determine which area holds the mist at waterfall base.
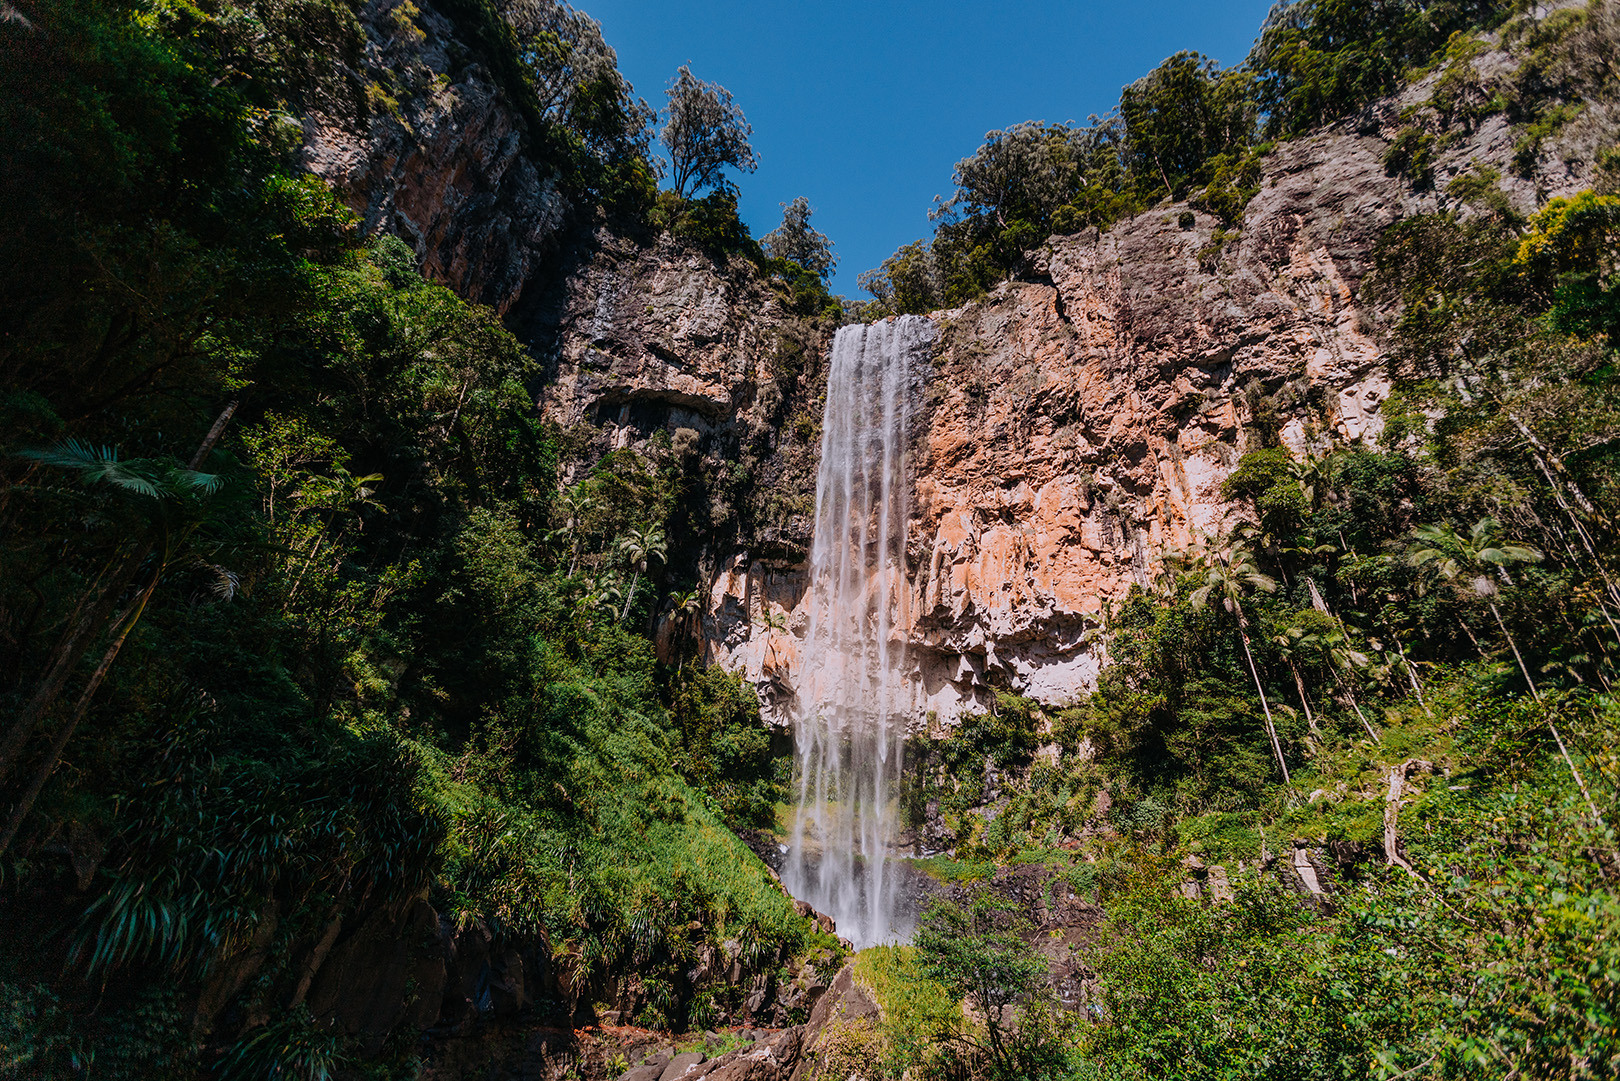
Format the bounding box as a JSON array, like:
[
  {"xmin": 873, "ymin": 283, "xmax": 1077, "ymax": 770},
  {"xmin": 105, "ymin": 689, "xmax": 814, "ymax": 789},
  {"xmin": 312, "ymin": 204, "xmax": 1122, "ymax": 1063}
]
[{"xmin": 782, "ymin": 316, "xmax": 934, "ymax": 950}]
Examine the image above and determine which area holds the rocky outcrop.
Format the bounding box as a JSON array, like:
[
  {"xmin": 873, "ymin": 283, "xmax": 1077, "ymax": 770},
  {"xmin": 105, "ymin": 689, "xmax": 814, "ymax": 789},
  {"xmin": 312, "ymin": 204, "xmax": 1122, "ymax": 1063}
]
[
  {"xmin": 284, "ymin": 0, "xmax": 1612, "ymax": 736},
  {"xmin": 688, "ymin": 24, "xmax": 1607, "ymax": 728},
  {"xmin": 300, "ymin": 0, "xmax": 569, "ymax": 315},
  {"xmin": 536, "ymin": 232, "xmax": 819, "ymax": 460}
]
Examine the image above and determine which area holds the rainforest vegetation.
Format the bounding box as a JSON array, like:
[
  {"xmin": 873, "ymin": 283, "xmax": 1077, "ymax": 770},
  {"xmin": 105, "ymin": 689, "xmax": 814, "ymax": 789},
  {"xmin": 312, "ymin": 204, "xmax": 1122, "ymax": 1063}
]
[
  {"xmin": 0, "ymin": 0, "xmax": 823, "ymax": 1075},
  {"xmin": 858, "ymin": 0, "xmax": 1606, "ymax": 313},
  {"xmin": 2, "ymin": 0, "xmax": 1619, "ymax": 1079}
]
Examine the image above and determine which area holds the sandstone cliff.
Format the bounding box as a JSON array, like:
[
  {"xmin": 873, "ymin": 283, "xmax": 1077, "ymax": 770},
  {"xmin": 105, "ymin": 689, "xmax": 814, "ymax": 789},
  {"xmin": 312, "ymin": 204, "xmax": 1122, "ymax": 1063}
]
[
  {"xmin": 682, "ymin": 25, "xmax": 1609, "ymax": 727},
  {"xmin": 293, "ymin": 3, "xmax": 1609, "ymax": 732}
]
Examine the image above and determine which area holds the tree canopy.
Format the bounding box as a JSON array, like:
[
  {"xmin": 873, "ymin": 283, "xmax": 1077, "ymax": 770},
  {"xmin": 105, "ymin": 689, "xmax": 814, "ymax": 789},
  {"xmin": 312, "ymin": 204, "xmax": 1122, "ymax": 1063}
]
[{"xmin": 660, "ymin": 64, "xmax": 758, "ymax": 198}]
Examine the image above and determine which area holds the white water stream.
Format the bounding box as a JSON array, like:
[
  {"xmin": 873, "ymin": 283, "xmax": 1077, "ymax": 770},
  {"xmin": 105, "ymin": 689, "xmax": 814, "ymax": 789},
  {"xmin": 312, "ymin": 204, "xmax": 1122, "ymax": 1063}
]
[{"xmin": 782, "ymin": 316, "xmax": 933, "ymax": 949}]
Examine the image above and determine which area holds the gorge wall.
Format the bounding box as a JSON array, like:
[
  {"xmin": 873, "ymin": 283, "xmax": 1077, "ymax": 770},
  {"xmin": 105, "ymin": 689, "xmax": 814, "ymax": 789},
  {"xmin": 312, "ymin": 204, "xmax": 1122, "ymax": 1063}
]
[
  {"xmin": 674, "ymin": 57, "xmax": 1603, "ymax": 730},
  {"xmin": 302, "ymin": 2, "xmax": 1607, "ymax": 733}
]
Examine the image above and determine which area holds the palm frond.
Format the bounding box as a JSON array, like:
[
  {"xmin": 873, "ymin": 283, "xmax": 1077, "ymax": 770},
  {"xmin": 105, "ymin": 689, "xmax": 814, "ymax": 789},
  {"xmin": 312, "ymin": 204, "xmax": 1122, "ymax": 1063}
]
[{"xmin": 21, "ymin": 439, "xmax": 166, "ymax": 497}]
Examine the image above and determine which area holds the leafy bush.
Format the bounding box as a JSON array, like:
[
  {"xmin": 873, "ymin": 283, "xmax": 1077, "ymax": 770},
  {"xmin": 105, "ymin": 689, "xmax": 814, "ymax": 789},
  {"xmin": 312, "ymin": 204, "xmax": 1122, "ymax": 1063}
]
[{"xmin": 1383, "ymin": 126, "xmax": 1437, "ymax": 186}]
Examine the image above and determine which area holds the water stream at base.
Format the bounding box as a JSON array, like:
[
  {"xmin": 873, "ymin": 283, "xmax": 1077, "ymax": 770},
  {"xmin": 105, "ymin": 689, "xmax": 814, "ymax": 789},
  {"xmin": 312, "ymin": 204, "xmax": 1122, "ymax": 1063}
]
[{"xmin": 782, "ymin": 316, "xmax": 933, "ymax": 950}]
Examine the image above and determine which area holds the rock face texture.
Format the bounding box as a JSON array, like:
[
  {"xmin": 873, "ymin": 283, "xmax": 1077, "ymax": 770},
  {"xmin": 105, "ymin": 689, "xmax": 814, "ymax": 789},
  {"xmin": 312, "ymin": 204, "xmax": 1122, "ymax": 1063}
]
[
  {"xmin": 536, "ymin": 231, "xmax": 821, "ymax": 465},
  {"xmin": 299, "ymin": 0, "xmax": 569, "ymax": 316},
  {"xmin": 682, "ymin": 55, "xmax": 1605, "ymax": 727},
  {"xmin": 295, "ymin": 3, "xmax": 1608, "ymax": 731}
]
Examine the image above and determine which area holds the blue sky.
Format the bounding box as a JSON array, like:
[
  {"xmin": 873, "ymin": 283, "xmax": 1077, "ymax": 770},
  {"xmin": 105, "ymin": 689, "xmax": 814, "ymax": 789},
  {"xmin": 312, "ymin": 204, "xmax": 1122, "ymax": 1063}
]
[{"xmin": 583, "ymin": 1, "xmax": 1279, "ymax": 296}]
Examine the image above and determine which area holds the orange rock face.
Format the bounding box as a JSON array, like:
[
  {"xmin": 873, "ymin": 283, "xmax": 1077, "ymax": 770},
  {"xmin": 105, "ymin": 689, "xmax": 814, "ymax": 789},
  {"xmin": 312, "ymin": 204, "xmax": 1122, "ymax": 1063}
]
[
  {"xmin": 293, "ymin": 6, "xmax": 1602, "ymax": 732},
  {"xmin": 697, "ymin": 108, "xmax": 1596, "ymax": 728}
]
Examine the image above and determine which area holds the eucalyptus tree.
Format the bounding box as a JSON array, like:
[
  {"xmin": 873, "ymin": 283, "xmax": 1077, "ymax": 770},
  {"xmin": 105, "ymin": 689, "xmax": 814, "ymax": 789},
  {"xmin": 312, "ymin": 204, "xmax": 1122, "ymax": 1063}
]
[
  {"xmin": 499, "ymin": 0, "xmax": 654, "ymax": 165},
  {"xmin": 1120, "ymin": 51, "xmax": 1256, "ymax": 201},
  {"xmin": 1186, "ymin": 538, "xmax": 1291, "ymax": 786},
  {"xmin": 660, "ymin": 65, "xmax": 757, "ymax": 198},
  {"xmin": 762, "ymin": 197, "xmax": 837, "ymax": 283}
]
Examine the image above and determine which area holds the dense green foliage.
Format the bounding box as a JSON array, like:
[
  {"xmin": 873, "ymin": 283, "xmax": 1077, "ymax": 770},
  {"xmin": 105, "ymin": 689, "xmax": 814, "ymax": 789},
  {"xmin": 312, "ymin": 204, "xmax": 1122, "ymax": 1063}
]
[
  {"xmin": 857, "ymin": 0, "xmax": 1598, "ymax": 313},
  {"xmin": 0, "ymin": 0, "xmax": 811, "ymax": 1074},
  {"xmin": 864, "ymin": 184, "xmax": 1620, "ymax": 1081}
]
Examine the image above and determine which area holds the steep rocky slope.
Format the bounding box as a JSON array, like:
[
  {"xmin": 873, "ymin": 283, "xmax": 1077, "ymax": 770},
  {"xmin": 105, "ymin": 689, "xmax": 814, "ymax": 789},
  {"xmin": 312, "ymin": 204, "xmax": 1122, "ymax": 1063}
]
[
  {"xmin": 299, "ymin": 0, "xmax": 570, "ymax": 315},
  {"xmin": 282, "ymin": 0, "xmax": 1615, "ymax": 770},
  {"xmin": 293, "ymin": 5, "xmax": 1611, "ymax": 735},
  {"xmin": 688, "ymin": 27, "xmax": 1609, "ymax": 728}
]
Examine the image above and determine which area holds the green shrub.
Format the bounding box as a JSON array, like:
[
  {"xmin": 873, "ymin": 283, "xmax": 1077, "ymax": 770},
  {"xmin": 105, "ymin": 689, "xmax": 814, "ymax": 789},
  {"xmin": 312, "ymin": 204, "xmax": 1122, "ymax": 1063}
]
[{"xmin": 1384, "ymin": 127, "xmax": 1437, "ymax": 186}]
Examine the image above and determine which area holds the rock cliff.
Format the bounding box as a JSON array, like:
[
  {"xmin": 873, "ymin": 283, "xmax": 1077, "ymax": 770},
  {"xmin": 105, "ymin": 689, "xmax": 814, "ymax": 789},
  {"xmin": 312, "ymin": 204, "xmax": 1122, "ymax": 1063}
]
[
  {"xmin": 293, "ymin": 3, "xmax": 1608, "ymax": 732},
  {"xmin": 683, "ymin": 33, "xmax": 1608, "ymax": 727},
  {"xmin": 299, "ymin": 0, "xmax": 569, "ymax": 315}
]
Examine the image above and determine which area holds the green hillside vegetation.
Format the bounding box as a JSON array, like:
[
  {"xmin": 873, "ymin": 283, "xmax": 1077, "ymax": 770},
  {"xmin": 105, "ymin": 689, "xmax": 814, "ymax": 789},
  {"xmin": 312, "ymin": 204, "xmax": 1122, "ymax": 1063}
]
[
  {"xmin": 0, "ymin": 0, "xmax": 820, "ymax": 1075},
  {"xmin": 872, "ymin": 139, "xmax": 1620, "ymax": 1081},
  {"xmin": 858, "ymin": 0, "xmax": 1613, "ymax": 313},
  {"xmin": 4, "ymin": 0, "xmax": 1620, "ymax": 1079}
]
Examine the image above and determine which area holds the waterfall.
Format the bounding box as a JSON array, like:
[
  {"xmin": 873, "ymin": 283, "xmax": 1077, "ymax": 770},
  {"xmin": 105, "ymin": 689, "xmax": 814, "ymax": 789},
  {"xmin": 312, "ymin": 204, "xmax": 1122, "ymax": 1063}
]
[{"xmin": 782, "ymin": 315, "xmax": 933, "ymax": 950}]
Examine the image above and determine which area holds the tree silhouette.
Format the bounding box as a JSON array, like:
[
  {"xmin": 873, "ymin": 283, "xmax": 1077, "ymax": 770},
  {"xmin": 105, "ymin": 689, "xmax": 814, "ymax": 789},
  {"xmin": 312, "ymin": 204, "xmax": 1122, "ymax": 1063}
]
[
  {"xmin": 1, "ymin": 406, "xmax": 237, "ymax": 852},
  {"xmin": 660, "ymin": 66, "xmax": 757, "ymax": 198}
]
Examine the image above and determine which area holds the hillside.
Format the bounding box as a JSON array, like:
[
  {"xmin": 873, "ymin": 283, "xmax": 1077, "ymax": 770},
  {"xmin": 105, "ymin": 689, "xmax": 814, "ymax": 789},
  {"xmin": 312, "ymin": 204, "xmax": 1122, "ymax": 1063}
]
[{"xmin": 2, "ymin": 1, "xmax": 1619, "ymax": 1079}]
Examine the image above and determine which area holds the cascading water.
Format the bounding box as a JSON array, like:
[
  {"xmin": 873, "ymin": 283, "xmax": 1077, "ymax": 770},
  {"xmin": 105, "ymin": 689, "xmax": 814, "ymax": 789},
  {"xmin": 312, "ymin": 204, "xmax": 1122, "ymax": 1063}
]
[{"xmin": 782, "ymin": 315, "xmax": 933, "ymax": 950}]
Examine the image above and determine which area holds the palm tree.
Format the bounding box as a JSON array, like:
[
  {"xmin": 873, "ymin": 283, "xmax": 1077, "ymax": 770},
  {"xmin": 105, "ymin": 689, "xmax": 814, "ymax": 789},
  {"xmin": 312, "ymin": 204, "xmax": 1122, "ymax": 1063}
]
[
  {"xmin": 552, "ymin": 485, "xmax": 595, "ymax": 577},
  {"xmin": 580, "ymin": 575, "xmax": 624, "ymax": 626},
  {"xmin": 1, "ymin": 405, "xmax": 237, "ymax": 853},
  {"xmin": 1321, "ymin": 629, "xmax": 1382, "ymax": 744},
  {"xmin": 282, "ymin": 464, "xmax": 385, "ymax": 608},
  {"xmin": 1410, "ymin": 517, "xmax": 1607, "ymax": 833},
  {"xmin": 1409, "ymin": 518, "xmax": 1545, "ymax": 694},
  {"xmin": 1280, "ymin": 622, "xmax": 1382, "ymax": 745},
  {"xmin": 1187, "ymin": 539, "xmax": 1291, "ymax": 786},
  {"xmin": 616, "ymin": 525, "xmax": 668, "ymax": 625},
  {"xmin": 667, "ymin": 587, "xmax": 704, "ymax": 666},
  {"xmin": 1288, "ymin": 451, "xmax": 1330, "ymax": 511},
  {"xmin": 1270, "ymin": 626, "xmax": 1321, "ymax": 734}
]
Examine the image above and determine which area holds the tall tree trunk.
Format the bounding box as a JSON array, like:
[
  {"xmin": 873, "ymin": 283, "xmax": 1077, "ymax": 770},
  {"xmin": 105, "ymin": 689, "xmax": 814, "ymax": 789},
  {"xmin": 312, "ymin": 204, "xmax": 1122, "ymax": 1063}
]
[
  {"xmin": 0, "ymin": 402, "xmax": 234, "ymax": 796},
  {"xmin": 1238, "ymin": 622, "xmax": 1291, "ymax": 788},
  {"xmin": 1389, "ymin": 633, "xmax": 1433, "ymax": 716},
  {"xmin": 281, "ymin": 525, "xmax": 330, "ymax": 610},
  {"xmin": 0, "ymin": 547, "xmax": 146, "ymax": 785},
  {"xmin": 0, "ymin": 565, "xmax": 161, "ymax": 854},
  {"xmin": 1458, "ymin": 615, "xmax": 1489, "ymax": 659},
  {"xmin": 618, "ymin": 569, "xmax": 640, "ymax": 625},
  {"xmin": 1487, "ymin": 601, "xmax": 1610, "ymax": 837},
  {"xmin": 1288, "ymin": 661, "xmax": 1318, "ymax": 733},
  {"xmin": 1331, "ymin": 664, "xmax": 1382, "ymax": 744}
]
